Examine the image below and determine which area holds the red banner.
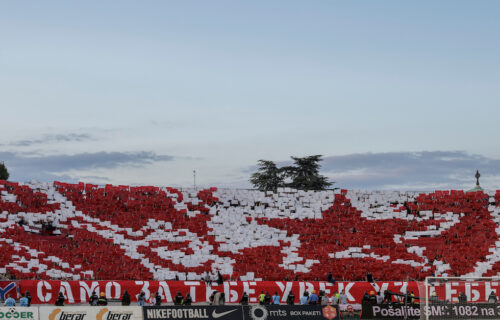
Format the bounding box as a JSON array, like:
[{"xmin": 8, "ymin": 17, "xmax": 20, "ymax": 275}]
[
  {"xmin": 21, "ymin": 280, "xmax": 500, "ymax": 305},
  {"xmin": 0, "ymin": 281, "xmax": 18, "ymax": 300},
  {"xmin": 20, "ymin": 280, "xmax": 424, "ymax": 304}
]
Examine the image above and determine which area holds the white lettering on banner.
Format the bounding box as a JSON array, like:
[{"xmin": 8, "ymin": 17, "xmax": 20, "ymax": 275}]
[
  {"xmin": 136, "ymin": 281, "xmax": 151, "ymax": 300},
  {"xmin": 393, "ymin": 281, "xmax": 408, "ymax": 295},
  {"xmin": 206, "ymin": 287, "xmax": 216, "ymax": 303},
  {"xmin": 60, "ymin": 281, "xmax": 75, "ymax": 303},
  {"xmin": 243, "ymin": 282, "xmax": 257, "ymax": 303},
  {"xmin": 446, "ymin": 282, "xmax": 458, "ymax": 302},
  {"xmin": 402, "ymin": 282, "xmax": 408, "ymax": 295},
  {"xmin": 37, "ymin": 281, "xmax": 52, "ymax": 303},
  {"xmin": 106, "ymin": 281, "xmax": 121, "ymax": 299},
  {"xmin": 21, "ymin": 280, "xmax": 428, "ymax": 304},
  {"xmin": 393, "ymin": 282, "xmax": 401, "ymax": 293},
  {"xmin": 224, "ymin": 281, "xmax": 238, "ymax": 303},
  {"xmin": 485, "ymin": 282, "xmax": 498, "ymax": 298},
  {"xmin": 374, "ymin": 282, "xmax": 390, "ymax": 296},
  {"xmin": 158, "ymin": 281, "xmax": 173, "ymax": 302},
  {"xmin": 79, "ymin": 281, "xmax": 99, "ymax": 303},
  {"xmin": 319, "ymin": 281, "xmax": 333, "ymax": 296},
  {"xmin": 337, "ymin": 282, "xmax": 355, "ymax": 301},
  {"xmin": 465, "ymin": 282, "xmax": 480, "ymax": 302},
  {"xmin": 428, "ymin": 286, "xmax": 436, "ymax": 298},
  {"xmin": 184, "ymin": 281, "xmax": 200, "ymax": 303},
  {"xmin": 299, "ymin": 282, "xmax": 314, "ymax": 298},
  {"xmin": 276, "ymin": 282, "xmax": 293, "ymax": 302}
]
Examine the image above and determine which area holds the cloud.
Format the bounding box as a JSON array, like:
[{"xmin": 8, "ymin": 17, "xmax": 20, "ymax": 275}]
[
  {"xmin": 79, "ymin": 175, "xmax": 112, "ymax": 182},
  {"xmin": 319, "ymin": 151, "xmax": 500, "ymax": 190},
  {"xmin": 7, "ymin": 133, "xmax": 93, "ymax": 147},
  {"xmin": 0, "ymin": 151, "xmax": 174, "ymax": 182},
  {"xmin": 2, "ymin": 149, "xmax": 499, "ymax": 190}
]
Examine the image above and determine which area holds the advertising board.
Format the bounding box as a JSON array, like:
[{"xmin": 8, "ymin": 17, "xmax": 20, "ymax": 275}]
[
  {"xmin": 0, "ymin": 307, "xmax": 38, "ymax": 320},
  {"xmin": 143, "ymin": 305, "xmax": 339, "ymax": 320},
  {"xmin": 39, "ymin": 306, "xmax": 142, "ymax": 320}
]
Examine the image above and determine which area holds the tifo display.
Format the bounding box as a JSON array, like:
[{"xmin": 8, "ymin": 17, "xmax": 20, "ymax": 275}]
[
  {"xmin": 2, "ymin": 180, "xmax": 500, "ymax": 319},
  {"xmin": 1, "ymin": 181, "xmax": 500, "ymax": 283}
]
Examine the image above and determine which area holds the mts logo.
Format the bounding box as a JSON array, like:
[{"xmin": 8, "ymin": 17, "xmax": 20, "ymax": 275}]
[{"xmin": 269, "ymin": 310, "xmax": 287, "ymax": 317}]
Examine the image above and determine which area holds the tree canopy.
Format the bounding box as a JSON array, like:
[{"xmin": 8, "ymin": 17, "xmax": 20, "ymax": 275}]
[
  {"xmin": 249, "ymin": 155, "xmax": 333, "ymax": 191},
  {"xmin": 0, "ymin": 162, "xmax": 9, "ymax": 180},
  {"xmin": 286, "ymin": 155, "xmax": 332, "ymax": 190},
  {"xmin": 249, "ymin": 160, "xmax": 284, "ymax": 191}
]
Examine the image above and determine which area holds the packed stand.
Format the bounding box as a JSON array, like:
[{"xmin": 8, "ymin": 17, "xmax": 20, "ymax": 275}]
[{"xmin": 1, "ymin": 180, "xmax": 500, "ymax": 282}]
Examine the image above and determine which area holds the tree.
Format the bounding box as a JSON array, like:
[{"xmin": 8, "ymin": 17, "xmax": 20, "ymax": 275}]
[
  {"xmin": 249, "ymin": 155, "xmax": 333, "ymax": 191},
  {"xmin": 0, "ymin": 162, "xmax": 9, "ymax": 180},
  {"xmin": 286, "ymin": 155, "xmax": 332, "ymax": 190},
  {"xmin": 249, "ymin": 160, "xmax": 284, "ymax": 191}
]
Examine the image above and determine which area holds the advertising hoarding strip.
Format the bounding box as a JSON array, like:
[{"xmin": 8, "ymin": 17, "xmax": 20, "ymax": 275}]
[
  {"xmin": 20, "ymin": 280, "xmax": 423, "ymax": 305},
  {"xmin": 142, "ymin": 305, "xmax": 340, "ymax": 320}
]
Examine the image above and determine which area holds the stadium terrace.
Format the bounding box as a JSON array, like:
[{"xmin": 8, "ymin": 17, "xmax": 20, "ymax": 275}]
[{"xmin": 1, "ymin": 181, "xmax": 500, "ymax": 282}]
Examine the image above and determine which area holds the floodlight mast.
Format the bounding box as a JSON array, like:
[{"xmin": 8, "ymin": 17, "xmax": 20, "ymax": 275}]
[{"xmin": 193, "ymin": 170, "xmax": 196, "ymax": 190}]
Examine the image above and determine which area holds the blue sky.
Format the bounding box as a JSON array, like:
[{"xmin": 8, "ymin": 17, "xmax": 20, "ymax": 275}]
[{"xmin": 1, "ymin": 1, "xmax": 499, "ymax": 190}]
